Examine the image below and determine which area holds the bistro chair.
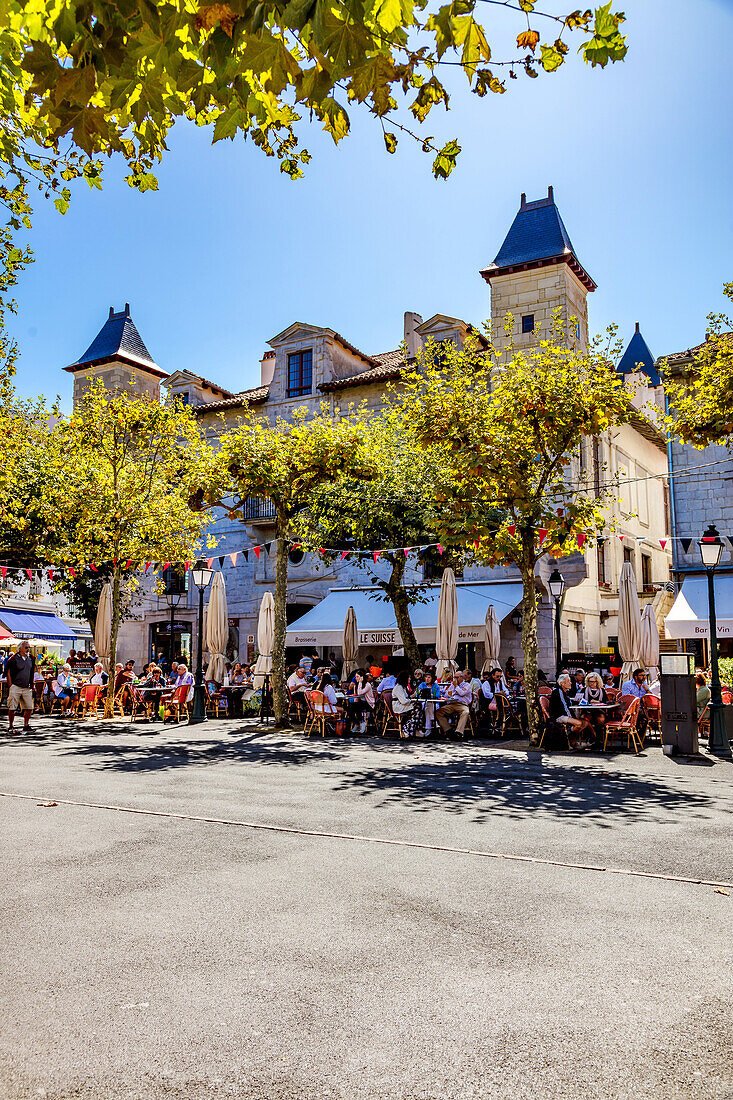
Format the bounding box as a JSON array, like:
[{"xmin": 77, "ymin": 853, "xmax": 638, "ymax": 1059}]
[
  {"xmin": 698, "ymin": 703, "xmax": 710, "ymax": 741},
  {"xmin": 45, "ymin": 681, "xmax": 65, "ymax": 717},
  {"xmin": 641, "ymin": 694, "xmax": 661, "ymax": 740},
  {"xmin": 604, "ymin": 696, "xmax": 642, "ymax": 754},
  {"xmin": 287, "ymin": 686, "xmax": 307, "ymax": 724},
  {"xmin": 76, "ymin": 684, "xmax": 103, "ymax": 720},
  {"xmin": 494, "ymin": 693, "xmax": 520, "ymax": 739},
  {"xmin": 605, "ymin": 687, "xmax": 619, "ymax": 702},
  {"xmin": 129, "ymin": 685, "xmax": 154, "ymax": 722},
  {"xmin": 381, "ymin": 692, "xmax": 407, "ymax": 738},
  {"xmin": 307, "ymin": 690, "xmax": 338, "ymax": 737},
  {"xmin": 206, "ymin": 688, "xmax": 228, "ymax": 719},
  {"xmin": 166, "ymin": 684, "xmax": 191, "ymax": 723}
]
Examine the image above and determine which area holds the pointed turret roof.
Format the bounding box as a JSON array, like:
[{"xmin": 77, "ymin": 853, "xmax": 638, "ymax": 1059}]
[
  {"xmin": 480, "ymin": 187, "xmax": 596, "ymax": 291},
  {"xmin": 65, "ymin": 304, "xmax": 166, "ymax": 378},
  {"xmin": 618, "ymin": 322, "xmax": 661, "ymax": 386}
]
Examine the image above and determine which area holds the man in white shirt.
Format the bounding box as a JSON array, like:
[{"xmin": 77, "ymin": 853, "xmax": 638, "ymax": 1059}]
[
  {"xmin": 173, "ymin": 663, "xmax": 195, "ymax": 702},
  {"xmin": 287, "ymin": 667, "xmax": 308, "ymax": 697},
  {"xmin": 436, "ymin": 674, "xmax": 473, "ymax": 736}
]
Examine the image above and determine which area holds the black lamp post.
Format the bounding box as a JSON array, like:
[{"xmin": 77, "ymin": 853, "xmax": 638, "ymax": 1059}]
[
  {"xmin": 699, "ymin": 524, "xmax": 732, "ymax": 757},
  {"xmin": 164, "ymin": 584, "xmax": 181, "ymax": 672},
  {"xmin": 188, "ymin": 560, "xmax": 214, "ymax": 725},
  {"xmin": 548, "ymin": 568, "xmax": 566, "ymax": 679}
]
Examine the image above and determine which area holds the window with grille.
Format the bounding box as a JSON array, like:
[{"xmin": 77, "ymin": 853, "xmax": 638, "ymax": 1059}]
[{"xmin": 287, "ymin": 350, "xmax": 313, "ymax": 397}]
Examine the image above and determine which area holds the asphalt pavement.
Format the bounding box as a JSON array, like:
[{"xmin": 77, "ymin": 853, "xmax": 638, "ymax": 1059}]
[{"xmin": 1, "ymin": 716, "xmax": 732, "ymax": 1099}]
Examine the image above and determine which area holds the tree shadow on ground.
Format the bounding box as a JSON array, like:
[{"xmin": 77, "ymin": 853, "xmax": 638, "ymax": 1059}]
[{"xmin": 332, "ymin": 754, "xmax": 724, "ymax": 826}]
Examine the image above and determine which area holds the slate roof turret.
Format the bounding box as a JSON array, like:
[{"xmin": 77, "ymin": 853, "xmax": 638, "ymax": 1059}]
[
  {"xmin": 65, "ymin": 304, "xmax": 166, "ymax": 378},
  {"xmin": 480, "ymin": 187, "xmax": 596, "ymax": 291},
  {"xmin": 618, "ymin": 322, "xmax": 661, "ymax": 386}
]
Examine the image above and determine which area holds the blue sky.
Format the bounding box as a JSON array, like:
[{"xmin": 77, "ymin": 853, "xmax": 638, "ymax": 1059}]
[{"xmin": 8, "ymin": 0, "xmax": 733, "ymax": 404}]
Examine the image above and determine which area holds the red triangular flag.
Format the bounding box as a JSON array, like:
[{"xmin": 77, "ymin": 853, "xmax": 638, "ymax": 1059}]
[
  {"xmin": 48, "ymin": 567, "xmax": 54, "ymax": 582},
  {"xmin": 144, "ymin": 562, "xmax": 152, "ymax": 574},
  {"xmin": 90, "ymin": 563, "xmax": 99, "ymax": 572},
  {"xmin": 576, "ymin": 533, "xmax": 586, "ymax": 549},
  {"xmin": 125, "ymin": 560, "xmax": 131, "ymax": 570},
  {"xmin": 618, "ymin": 534, "xmax": 624, "ymax": 542},
  {"xmin": 403, "ymin": 547, "xmax": 410, "ymax": 557},
  {"xmin": 291, "ymin": 543, "xmax": 301, "ymax": 552},
  {"xmin": 112, "ymin": 558, "xmax": 117, "ymax": 567},
  {"xmin": 340, "ymin": 551, "xmax": 350, "ymax": 560},
  {"xmin": 0, "ymin": 567, "xmax": 6, "ymax": 579},
  {"xmin": 507, "ymin": 525, "xmax": 516, "ymax": 536},
  {"xmin": 437, "ymin": 544, "xmax": 444, "ymax": 555},
  {"xmin": 162, "ymin": 561, "xmax": 171, "ymax": 570},
  {"xmin": 473, "ymin": 539, "xmax": 480, "ymax": 549},
  {"xmin": 25, "ymin": 568, "xmax": 33, "ymax": 580},
  {"xmin": 373, "ymin": 551, "xmax": 380, "ymax": 563},
  {"xmin": 185, "ymin": 561, "xmax": 192, "ymax": 571},
  {"xmin": 253, "ymin": 546, "xmax": 260, "ymax": 560},
  {"xmin": 229, "ymin": 552, "xmax": 238, "ymax": 566},
  {"xmin": 69, "ymin": 567, "xmax": 76, "ymax": 579},
  {"xmin": 660, "ymin": 539, "xmax": 667, "ymax": 550},
  {"xmin": 206, "ymin": 557, "xmax": 214, "ymax": 568},
  {"xmin": 538, "ymin": 529, "xmax": 548, "ymax": 545}
]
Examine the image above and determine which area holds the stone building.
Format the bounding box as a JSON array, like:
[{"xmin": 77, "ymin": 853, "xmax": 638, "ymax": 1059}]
[
  {"xmin": 73, "ymin": 188, "xmax": 671, "ymax": 674},
  {"xmin": 662, "ymin": 340, "xmax": 733, "ymax": 662}
]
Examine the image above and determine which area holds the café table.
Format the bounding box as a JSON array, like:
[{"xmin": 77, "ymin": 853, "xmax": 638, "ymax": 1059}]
[{"xmin": 570, "ymin": 702, "xmax": 620, "ymax": 742}]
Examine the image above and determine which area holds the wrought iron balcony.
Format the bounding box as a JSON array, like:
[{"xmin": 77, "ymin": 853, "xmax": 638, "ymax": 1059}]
[{"xmin": 242, "ymin": 496, "xmax": 277, "ymax": 525}]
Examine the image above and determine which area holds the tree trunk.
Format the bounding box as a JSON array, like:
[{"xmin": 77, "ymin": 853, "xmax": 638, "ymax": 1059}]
[
  {"xmin": 385, "ymin": 555, "xmax": 422, "ymax": 669},
  {"xmin": 104, "ymin": 562, "xmax": 122, "ymax": 719},
  {"xmin": 271, "ymin": 527, "xmax": 289, "ymax": 725},
  {"xmin": 519, "ymin": 529, "xmax": 540, "ymax": 745}
]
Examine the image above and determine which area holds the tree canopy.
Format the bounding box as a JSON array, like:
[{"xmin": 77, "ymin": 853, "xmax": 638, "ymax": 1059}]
[
  {"xmin": 399, "ymin": 315, "xmax": 634, "ymax": 741},
  {"xmin": 662, "ymin": 282, "xmax": 733, "ymax": 447},
  {"xmin": 0, "ymin": 1, "xmax": 627, "ymax": 291}
]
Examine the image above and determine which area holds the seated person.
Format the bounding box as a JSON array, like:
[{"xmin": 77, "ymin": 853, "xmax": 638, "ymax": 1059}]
[
  {"xmin": 696, "ymin": 673, "xmax": 711, "ymax": 720},
  {"xmin": 287, "ymin": 666, "xmax": 309, "ymax": 698},
  {"xmin": 417, "ymin": 671, "xmax": 441, "ymax": 735},
  {"xmin": 114, "ymin": 660, "xmax": 136, "ymax": 711},
  {"xmin": 548, "ymin": 673, "xmax": 594, "ymax": 749},
  {"xmin": 165, "ymin": 663, "xmax": 194, "ymax": 716},
  {"xmin": 391, "ymin": 669, "xmax": 421, "ymax": 738},
  {"xmin": 90, "ymin": 663, "xmax": 109, "ymax": 686},
  {"xmin": 571, "ymin": 669, "xmax": 586, "ymax": 703},
  {"xmin": 54, "ymin": 663, "xmax": 78, "ymax": 715},
  {"xmin": 316, "ymin": 673, "xmax": 343, "ymax": 717},
  {"xmin": 142, "ymin": 665, "xmax": 166, "ymax": 716},
  {"xmin": 167, "ymin": 661, "xmax": 179, "ymax": 685},
  {"xmin": 505, "ymin": 656, "xmax": 518, "ymax": 681},
  {"xmin": 376, "ymin": 671, "xmax": 396, "ymax": 694},
  {"xmin": 436, "ymin": 673, "xmax": 473, "ymax": 737},
  {"xmin": 580, "ymin": 671, "xmax": 608, "ymax": 737},
  {"xmin": 620, "ymin": 668, "xmax": 651, "ymax": 733}
]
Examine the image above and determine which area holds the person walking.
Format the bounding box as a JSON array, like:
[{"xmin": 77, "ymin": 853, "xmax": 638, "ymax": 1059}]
[{"xmin": 6, "ymin": 640, "xmax": 35, "ymax": 734}]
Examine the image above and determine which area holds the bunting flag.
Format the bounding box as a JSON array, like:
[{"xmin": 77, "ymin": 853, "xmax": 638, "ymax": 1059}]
[
  {"xmin": 242, "ymin": 550, "xmax": 249, "ymax": 562},
  {"xmin": 680, "ymin": 538, "xmax": 693, "ymax": 554},
  {"xmin": 125, "ymin": 560, "xmax": 132, "ymax": 570},
  {"xmin": 206, "ymin": 558, "xmax": 214, "ymax": 569},
  {"xmin": 185, "ymin": 561, "xmax": 192, "ymax": 571},
  {"xmin": 48, "ymin": 567, "xmax": 54, "ymax": 582},
  {"xmin": 576, "ymin": 533, "xmax": 586, "ymax": 549},
  {"xmin": 112, "ymin": 558, "xmax": 118, "ymax": 567},
  {"xmin": 291, "ymin": 544, "xmax": 301, "ymax": 552},
  {"xmin": 403, "ymin": 547, "xmax": 410, "ymax": 557},
  {"xmin": 229, "ymin": 552, "xmax": 238, "ymax": 566},
  {"xmin": 69, "ymin": 567, "xmax": 76, "ymax": 579},
  {"xmin": 253, "ymin": 546, "xmax": 260, "ymax": 560},
  {"xmin": 538, "ymin": 529, "xmax": 548, "ymax": 545},
  {"xmin": 264, "ymin": 542, "xmax": 272, "ymax": 554},
  {"xmin": 507, "ymin": 525, "xmax": 516, "ymax": 537},
  {"xmin": 25, "ymin": 568, "xmax": 33, "ymax": 580},
  {"xmin": 617, "ymin": 534, "xmax": 624, "ymax": 542},
  {"xmin": 473, "ymin": 540, "xmax": 480, "ymax": 549},
  {"xmin": 162, "ymin": 561, "xmax": 171, "ymax": 571},
  {"xmin": 437, "ymin": 544, "xmax": 444, "ymax": 555},
  {"xmin": 144, "ymin": 561, "xmax": 152, "ymax": 574},
  {"xmin": 0, "ymin": 567, "xmax": 6, "ymax": 579},
  {"xmin": 659, "ymin": 539, "xmax": 667, "ymax": 550},
  {"xmin": 373, "ymin": 550, "xmax": 380, "ymax": 563},
  {"xmin": 340, "ymin": 551, "xmax": 350, "ymax": 560},
  {"xmin": 90, "ymin": 563, "xmax": 99, "ymax": 572}
]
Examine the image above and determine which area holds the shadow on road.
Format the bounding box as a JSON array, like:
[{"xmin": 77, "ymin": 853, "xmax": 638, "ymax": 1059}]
[{"xmin": 333, "ymin": 755, "xmax": 720, "ymax": 826}]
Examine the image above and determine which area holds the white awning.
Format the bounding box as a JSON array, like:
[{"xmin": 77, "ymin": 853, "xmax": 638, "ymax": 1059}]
[
  {"xmin": 285, "ymin": 581, "xmax": 524, "ymax": 649},
  {"xmin": 665, "ymin": 575, "xmax": 733, "ymax": 639}
]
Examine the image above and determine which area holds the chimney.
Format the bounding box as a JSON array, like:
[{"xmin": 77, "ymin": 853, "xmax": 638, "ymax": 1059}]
[
  {"xmin": 404, "ymin": 312, "xmax": 424, "ymax": 360},
  {"xmin": 520, "ymin": 192, "xmax": 527, "ymax": 208},
  {"xmin": 547, "ymin": 185, "xmax": 554, "ymax": 203},
  {"xmin": 635, "ymin": 321, "xmax": 640, "ymax": 334},
  {"xmin": 260, "ymin": 349, "xmax": 276, "ymax": 385}
]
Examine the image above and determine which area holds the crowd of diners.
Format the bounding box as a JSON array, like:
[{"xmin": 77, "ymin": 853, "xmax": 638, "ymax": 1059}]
[{"xmin": 3, "ymin": 639, "xmax": 725, "ymax": 750}]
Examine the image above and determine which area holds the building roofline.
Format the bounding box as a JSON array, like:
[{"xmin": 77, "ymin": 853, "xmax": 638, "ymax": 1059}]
[
  {"xmin": 479, "ymin": 252, "xmax": 597, "ymax": 292},
  {"xmin": 63, "ymin": 355, "xmax": 169, "ymax": 380}
]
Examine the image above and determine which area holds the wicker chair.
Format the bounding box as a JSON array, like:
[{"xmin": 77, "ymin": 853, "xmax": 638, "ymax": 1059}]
[
  {"xmin": 76, "ymin": 684, "xmax": 104, "ymax": 720},
  {"xmin": 604, "ymin": 696, "xmax": 642, "ymax": 753},
  {"xmin": 307, "ymin": 690, "xmax": 338, "ymax": 737},
  {"xmin": 166, "ymin": 684, "xmax": 191, "ymax": 722}
]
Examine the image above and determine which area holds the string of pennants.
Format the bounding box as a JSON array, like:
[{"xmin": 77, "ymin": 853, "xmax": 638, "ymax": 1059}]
[{"xmin": 3, "ymin": 531, "xmax": 719, "ymax": 581}]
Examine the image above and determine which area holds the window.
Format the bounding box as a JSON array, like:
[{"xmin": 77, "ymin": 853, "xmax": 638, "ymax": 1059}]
[
  {"xmin": 623, "ymin": 546, "xmax": 633, "ymax": 566},
  {"xmin": 288, "ymin": 547, "xmax": 305, "ymax": 566},
  {"xmin": 575, "ymin": 321, "xmax": 581, "ymax": 340},
  {"xmin": 163, "ymin": 566, "xmax": 188, "ymax": 596},
  {"xmin": 521, "ymin": 314, "xmax": 534, "ymax": 334},
  {"xmin": 641, "ymin": 553, "xmax": 652, "ymax": 591},
  {"xmin": 597, "ymin": 540, "xmax": 608, "ymax": 586},
  {"xmin": 287, "ymin": 349, "xmax": 313, "ymax": 396}
]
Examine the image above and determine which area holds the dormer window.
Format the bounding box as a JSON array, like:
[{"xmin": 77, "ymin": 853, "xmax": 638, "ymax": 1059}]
[
  {"xmin": 287, "ymin": 350, "xmax": 313, "ymax": 397},
  {"xmin": 522, "ymin": 314, "xmax": 535, "ymax": 334}
]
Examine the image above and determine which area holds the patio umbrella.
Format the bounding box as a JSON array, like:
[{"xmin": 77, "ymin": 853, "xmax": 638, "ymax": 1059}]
[
  {"xmin": 253, "ymin": 590, "xmax": 274, "ymax": 689},
  {"xmin": 618, "ymin": 562, "xmax": 643, "ymax": 682},
  {"xmin": 95, "ymin": 582, "xmax": 112, "ymax": 672},
  {"xmin": 205, "ymin": 571, "xmax": 228, "ymax": 685},
  {"xmin": 481, "ymin": 604, "xmax": 501, "ymax": 674},
  {"xmin": 435, "ymin": 567, "xmax": 458, "ymax": 681},
  {"xmin": 640, "ymin": 603, "xmax": 660, "ymax": 684},
  {"xmin": 342, "ymin": 605, "xmax": 359, "ymax": 680}
]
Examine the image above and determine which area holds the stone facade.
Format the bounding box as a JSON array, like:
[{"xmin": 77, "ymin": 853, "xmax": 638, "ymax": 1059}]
[
  {"xmin": 490, "ymin": 264, "xmax": 589, "ymax": 352},
  {"xmin": 68, "ymin": 361, "xmax": 163, "ymax": 404}
]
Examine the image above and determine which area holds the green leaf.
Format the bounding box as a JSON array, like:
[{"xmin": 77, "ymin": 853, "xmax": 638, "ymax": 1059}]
[
  {"xmin": 384, "ymin": 131, "xmax": 397, "ymax": 153},
  {"xmin": 432, "ymin": 137, "xmax": 460, "ymax": 179}
]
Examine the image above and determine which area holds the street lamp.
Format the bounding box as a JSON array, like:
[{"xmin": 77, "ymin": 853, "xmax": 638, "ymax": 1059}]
[
  {"xmin": 163, "ymin": 578, "xmax": 181, "ymax": 672},
  {"xmin": 188, "ymin": 560, "xmax": 214, "ymax": 725},
  {"xmin": 698, "ymin": 523, "xmax": 731, "ymax": 757},
  {"xmin": 548, "ymin": 568, "xmax": 566, "ymax": 679}
]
